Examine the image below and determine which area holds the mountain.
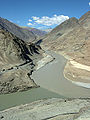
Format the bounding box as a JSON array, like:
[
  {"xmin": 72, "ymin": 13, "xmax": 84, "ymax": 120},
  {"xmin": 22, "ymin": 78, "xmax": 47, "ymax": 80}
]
[
  {"xmin": 43, "ymin": 28, "xmax": 52, "ymax": 32},
  {"xmin": 79, "ymin": 11, "xmax": 90, "ymax": 29},
  {"xmin": 21, "ymin": 27, "xmax": 47, "ymax": 36},
  {"xmin": 41, "ymin": 17, "xmax": 80, "ymax": 49},
  {"xmin": 0, "ymin": 17, "xmax": 53, "ymax": 94},
  {"xmin": 41, "ymin": 11, "xmax": 90, "ymax": 87},
  {"xmin": 0, "ymin": 27, "xmax": 44, "ymax": 94},
  {"xmin": 50, "ymin": 17, "xmax": 79, "ymax": 34},
  {"xmin": 41, "ymin": 11, "xmax": 90, "ymax": 61},
  {"xmin": 0, "ymin": 17, "xmax": 36, "ymax": 42}
]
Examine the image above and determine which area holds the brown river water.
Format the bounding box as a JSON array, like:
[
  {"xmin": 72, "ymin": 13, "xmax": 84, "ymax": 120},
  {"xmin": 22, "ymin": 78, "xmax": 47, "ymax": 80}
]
[
  {"xmin": 32, "ymin": 51, "xmax": 90, "ymax": 98},
  {"xmin": 0, "ymin": 51, "xmax": 90, "ymax": 111}
]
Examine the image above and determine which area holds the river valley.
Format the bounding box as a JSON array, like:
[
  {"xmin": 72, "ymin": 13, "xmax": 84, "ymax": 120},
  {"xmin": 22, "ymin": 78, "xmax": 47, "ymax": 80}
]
[
  {"xmin": 0, "ymin": 51, "xmax": 90, "ymax": 111},
  {"xmin": 32, "ymin": 51, "xmax": 90, "ymax": 98}
]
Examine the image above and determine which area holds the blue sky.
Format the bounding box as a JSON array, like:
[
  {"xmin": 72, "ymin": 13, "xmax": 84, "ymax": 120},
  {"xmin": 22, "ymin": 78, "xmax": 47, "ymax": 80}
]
[{"xmin": 0, "ymin": 0, "xmax": 90, "ymax": 29}]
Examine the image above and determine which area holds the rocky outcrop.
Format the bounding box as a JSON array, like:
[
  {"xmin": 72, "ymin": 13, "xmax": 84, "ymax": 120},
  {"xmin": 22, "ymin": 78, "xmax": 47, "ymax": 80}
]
[
  {"xmin": 41, "ymin": 11, "xmax": 90, "ymax": 88},
  {"xmin": 0, "ymin": 98, "xmax": 90, "ymax": 120},
  {"xmin": 0, "ymin": 17, "xmax": 36, "ymax": 42}
]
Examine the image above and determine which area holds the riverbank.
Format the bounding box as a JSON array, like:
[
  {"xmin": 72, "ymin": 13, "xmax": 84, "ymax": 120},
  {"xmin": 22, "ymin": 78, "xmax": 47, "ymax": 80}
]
[
  {"xmin": 0, "ymin": 98, "xmax": 90, "ymax": 120},
  {"xmin": 31, "ymin": 51, "xmax": 90, "ymax": 98},
  {"xmin": 64, "ymin": 59, "xmax": 90, "ymax": 88},
  {"xmin": 0, "ymin": 87, "xmax": 64, "ymax": 111},
  {"xmin": 1, "ymin": 51, "xmax": 90, "ymax": 113}
]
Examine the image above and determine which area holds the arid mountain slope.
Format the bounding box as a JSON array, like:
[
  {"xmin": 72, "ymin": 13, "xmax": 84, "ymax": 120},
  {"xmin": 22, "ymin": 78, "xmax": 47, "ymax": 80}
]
[
  {"xmin": 41, "ymin": 17, "xmax": 80, "ymax": 48},
  {"xmin": 50, "ymin": 17, "xmax": 79, "ymax": 34},
  {"xmin": 0, "ymin": 28, "xmax": 44, "ymax": 94},
  {"xmin": 79, "ymin": 11, "xmax": 90, "ymax": 29},
  {"xmin": 0, "ymin": 17, "xmax": 36, "ymax": 42},
  {"xmin": 41, "ymin": 11, "xmax": 90, "ymax": 53}
]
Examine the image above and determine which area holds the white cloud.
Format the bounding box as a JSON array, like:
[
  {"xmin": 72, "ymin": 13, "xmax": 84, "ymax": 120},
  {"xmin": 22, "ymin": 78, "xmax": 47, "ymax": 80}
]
[
  {"xmin": 27, "ymin": 14, "xmax": 69, "ymax": 27},
  {"xmin": 27, "ymin": 23, "xmax": 33, "ymax": 26},
  {"xmin": 32, "ymin": 16, "xmax": 40, "ymax": 20},
  {"xmin": 35, "ymin": 15, "xmax": 69, "ymax": 26},
  {"xmin": 89, "ymin": 2, "xmax": 90, "ymax": 6},
  {"xmin": 28, "ymin": 19, "xmax": 32, "ymax": 22}
]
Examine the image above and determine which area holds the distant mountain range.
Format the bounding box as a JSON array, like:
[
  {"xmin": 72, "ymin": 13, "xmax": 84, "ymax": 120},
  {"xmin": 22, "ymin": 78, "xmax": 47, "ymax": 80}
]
[
  {"xmin": 42, "ymin": 28, "xmax": 52, "ymax": 33},
  {"xmin": 0, "ymin": 17, "xmax": 47, "ymax": 42},
  {"xmin": 21, "ymin": 27, "xmax": 47, "ymax": 36}
]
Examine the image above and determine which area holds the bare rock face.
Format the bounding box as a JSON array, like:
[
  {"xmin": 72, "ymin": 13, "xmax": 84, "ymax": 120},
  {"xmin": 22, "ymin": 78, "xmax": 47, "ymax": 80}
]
[
  {"xmin": 0, "ymin": 28, "xmax": 43, "ymax": 94},
  {"xmin": 0, "ymin": 98, "xmax": 90, "ymax": 120}
]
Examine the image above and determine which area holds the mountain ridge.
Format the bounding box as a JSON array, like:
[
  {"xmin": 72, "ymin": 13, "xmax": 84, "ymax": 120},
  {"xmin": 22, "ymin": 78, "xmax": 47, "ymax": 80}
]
[
  {"xmin": 21, "ymin": 27, "xmax": 47, "ymax": 36},
  {"xmin": 0, "ymin": 17, "xmax": 36, "ymax": 42}
]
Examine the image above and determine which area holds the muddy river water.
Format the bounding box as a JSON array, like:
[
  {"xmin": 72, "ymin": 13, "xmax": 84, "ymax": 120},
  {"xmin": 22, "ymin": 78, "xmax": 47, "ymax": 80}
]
[
  {"xmin": 32, "ymin": 51, "xmax": 90, "ymax": 98},
  {"xmin": 0, "ymin": 51, "xmax": 90, "ymax": 111}
]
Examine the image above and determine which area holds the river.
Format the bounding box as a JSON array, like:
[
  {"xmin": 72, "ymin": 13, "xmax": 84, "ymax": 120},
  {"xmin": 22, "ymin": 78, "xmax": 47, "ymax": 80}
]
[
  {"xmin": 31, "ymin": 51, "xmax": 90, "ymax": 98},
  {"xmin": 0, "ymin": 51, "xmax": 90, "ymax": 111},
  {"xmin": 0, "ymin": 87, "xmax": 63, "ymax": 111}
]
